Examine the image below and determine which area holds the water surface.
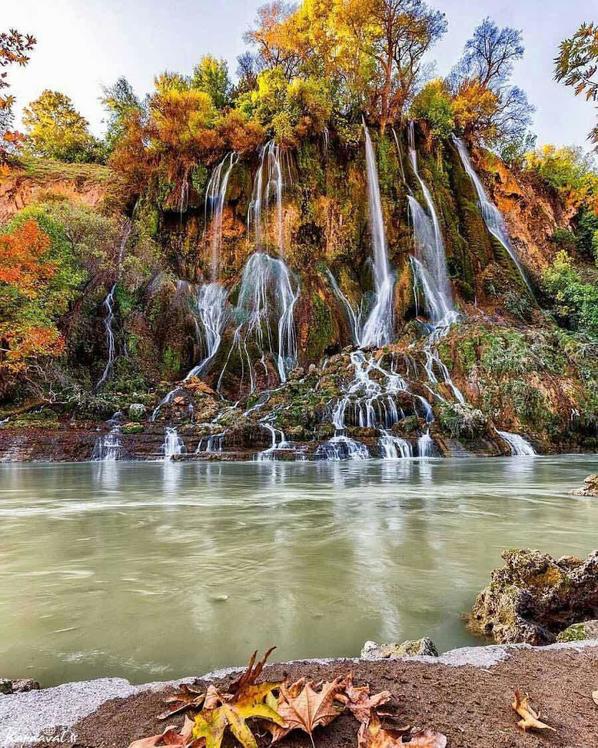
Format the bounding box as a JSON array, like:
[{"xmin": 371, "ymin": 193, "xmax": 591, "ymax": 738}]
[{"xmin": 0, "ymin": 456, "xmax": 596, "ymax": 686}]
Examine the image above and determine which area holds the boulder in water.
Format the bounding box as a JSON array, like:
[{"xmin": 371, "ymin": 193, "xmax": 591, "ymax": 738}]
[
  {"xmin": 0, "ymin": 678, "xmax": 40, "ymax": 694},
  {"xmin": 469, "ymin": 548, "xmax": 598, "ymax": 645},
  {"xmin": 570, "ymin": 474, "xmax": 598, "ymax": 497},
  {"xmin": 361, "ymin": 637, "xmax": 439, "ymax": 659}
]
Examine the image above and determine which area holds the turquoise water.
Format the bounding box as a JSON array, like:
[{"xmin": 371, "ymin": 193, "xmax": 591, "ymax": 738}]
[{"xmin": 0, "ymin": 455, "xmax": 596, "ymax": 686}]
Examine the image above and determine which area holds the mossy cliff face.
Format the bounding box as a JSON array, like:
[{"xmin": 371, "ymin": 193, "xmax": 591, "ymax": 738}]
[{"xmin": 0, "ymin": 125, "xmax": 596, "ymax": 459}]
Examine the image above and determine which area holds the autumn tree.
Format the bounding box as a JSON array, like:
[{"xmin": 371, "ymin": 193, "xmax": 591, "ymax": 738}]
[
  {"xmin": 23, "ymin": 89, "xmax": 102, "ymax": 162},
  {"xmin": 337, "ymin": 0, "xmax": 447, "ymax": 130},
  {"xmin": 450, "ymin": 18, "xmax": 535, "ymax": 160},
  {"xmin": 0, "ymin": 28, "xmax": 36, "ymax": 161},
  {"xmin": 555, "ymin": 22, "xmax": 598, "ymax": 150},
  {"xmin": 0, "ymin": 219, "xmax": 63, "ymax": 387}
]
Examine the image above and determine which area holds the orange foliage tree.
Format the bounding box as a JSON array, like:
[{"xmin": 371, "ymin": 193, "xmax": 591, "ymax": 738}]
[
  {"xmin": 0, "ymin": 28, "xmax": 36, "ymax": 163},
  {"xmin": 0, "ymin": 220, "xmax": 64, "ymax": 384}
]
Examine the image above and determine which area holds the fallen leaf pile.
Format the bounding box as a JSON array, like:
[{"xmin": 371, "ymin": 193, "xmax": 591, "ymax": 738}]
[{"xmin": 129, "ymin": 649, "xmax": 446, "ymax": 748}]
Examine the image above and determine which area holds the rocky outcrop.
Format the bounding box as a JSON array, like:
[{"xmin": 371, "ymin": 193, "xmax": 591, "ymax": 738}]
[
  {"xmin": 0, "ymin": 678, "xmax": 39, "ymax": 695},
  {"xmin": 571, "ymin": 474, "xmax": 598, "ymax": 497},
  {"xmin": 361, "ymin": 638, "xmax": 439, "ymax": 658},
  {"xmin": 0, "ymin": 161, "xmax": 112, "ymax": 223},
  {"xmin": 469, "ymin": 549, "xmax": 598, "ymax": 645}
]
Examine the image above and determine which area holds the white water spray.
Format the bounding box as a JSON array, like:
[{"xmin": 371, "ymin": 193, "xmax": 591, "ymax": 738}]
[
  {"xmin": 162, "ymin": 427, "xmax": 185, "ymax": 460},
  {"xmin": 496, "ymin": 430, "xmax": 536, "ymax": 456}
]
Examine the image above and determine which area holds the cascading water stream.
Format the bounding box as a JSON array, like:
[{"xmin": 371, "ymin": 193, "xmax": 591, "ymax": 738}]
[
  {"xmin": 496, "ymin": 430, "xmax": 536, "ymax": 456},
  {"xmin": 162, "ymin": 427, "xmax": 185, "ymax": 460},
  {"xmin": 92, "ymin": 425, "xmax": 123, "ymax": 462},
  {"xmin": 452, "ymin": 136, "xmax": 533, "ymax": 294},
  {"xmin": 359, "ymin": 124, "xmax": 395, "ymax": 348},
  {"xmin": 205, "ymin": 152, "xmax": 238, "ymax": 281},
  {"xmin": 186, "ymin": 283, "xmax": 229, "ymax": 379},
  {"xmin": 96, "ymin": 223, "xmax": 131, "ymax": 389},
  {"xmin": 407, "ymin": 123, "xmax": 464, "ymax": 406}
]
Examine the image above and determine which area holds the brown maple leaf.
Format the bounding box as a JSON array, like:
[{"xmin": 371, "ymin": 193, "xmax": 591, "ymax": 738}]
[
  {"xmin": 358, "ymin": 714, "xmax": 446, "ymax": 748},
  {"xmin": 158, "ymin": 683, "xmax": 206, "ymax": 720},
  {"xmin": 337, "ymin": 673, "xmax": 392, "ymax": 724},
  {"xmin": 269, "ymin": 677, "xmax": 345, "ymax": 745},
  {"xmin": 128, "ymin": 718, "xmax": 200, "ymax": 747},
  {"xmin": 512, "ymin": 690, "xmax": 556, "ymax": 732}
]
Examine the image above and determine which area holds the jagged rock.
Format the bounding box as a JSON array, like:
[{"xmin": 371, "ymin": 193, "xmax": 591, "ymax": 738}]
[
  {"xmin": 128, "ymin": 403, "xmax": 146, "ymax": 421},
  {"xmin": 469, "ymin": 548, "xmax": 598, "ymax": 645},
  {"xmin": 557, "ymin": 619, "xmax": 598, "ymax": 642},
  {"xmin": 361, "ymin": 638, "xmax": 439, "ymax": 659},
  {"xmin": 570, "ymin": 474, "xmax": 598, "ymax": 497},
  {"xmin": 0, "ymin": 678, "xmax": 40, "ymax": 695}
]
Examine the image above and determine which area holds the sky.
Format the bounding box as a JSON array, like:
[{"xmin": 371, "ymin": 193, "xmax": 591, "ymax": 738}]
[{"xmin": 1, "ymin": 0, "xmax": 595, "ymax": 148}]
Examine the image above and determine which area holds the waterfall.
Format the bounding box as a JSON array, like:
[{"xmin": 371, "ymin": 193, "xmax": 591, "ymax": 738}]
[
  {"xmin": 315, "ymin": 435, "xmax": 370, "ymax": 461},
  {"xmin": 162, "ymin": 427, "xmax": 185, "ymax": 460},
  {"xmin": 96, "ymin": 222, "xmax": 131, "ymax": 390},
  {"xmin": 418, "ymin": 431, "xmax": 435, "ymax": 457},
  {"xmin": 325, "ymin": 269, "xmax": 363, "ymax": 346},
  {"xmin": 205, "ymin": 152, "xmax": 237, "ymax": 281},
  {"xmin": 407, "ymin": 124, "xmax": 464, "ymax": 405},
  {"xmin": 359, "ymin": 124, "xmax": 395, "ymax": 348},
  {"xmin": 452, "ymin": 136, "xmax": 532, "ymax": 293},
  {"xmin": 96, "ymin": 284, "xmax": 117, "ymax": 389},
  {"xmin": 218, "ymin": 252, "xmax": 298, "ymax": 390},
  {"xmin": 186, "ymin": 283, "xmax": 229, "ymax": 379},
  {"xmin": 496, "ymin": 430, "xmax": 536, "ymax": 456},
  {"xmin": 248, "ymin": 140, "xmax": 285, "ymax": 254},
  {"xmin": 92, "ymin": 426, "xmax": 122, "ymax": 462},
  {"xmin": 408, "ymin": 123, "xmax": 455, "ymax": 318},
  {"xmin": 379, "ymin": 431, "xmax": 412, "ymax": 459}
]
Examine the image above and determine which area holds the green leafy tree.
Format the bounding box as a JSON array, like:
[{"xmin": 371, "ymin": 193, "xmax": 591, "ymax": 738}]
[
  {"xmin": 101, "ymin": 77, "xmax": 142, "ymax": 153},
  {"xmin": 191, "ymin": 55, "xmax": 231, "ymax": 109},
  {"xmin": 409, "ymin": 78, "xmax": 454, "ymax": 138},
  {"xmin": 555, "ymin": 22, "xmax": 598, "ymax": 149},
  {"xmin": 23, "ymin": 90, "xmax": 102, "ymax": 162},
  {"xmin": 542, "ymin": 250, "xmax": 598, "ymax": 338}
]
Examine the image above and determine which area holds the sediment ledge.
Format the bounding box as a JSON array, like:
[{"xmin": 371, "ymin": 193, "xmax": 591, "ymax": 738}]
[{"xmin": 2, "ymin": 640, "xmax": 598, "ymax": 747}]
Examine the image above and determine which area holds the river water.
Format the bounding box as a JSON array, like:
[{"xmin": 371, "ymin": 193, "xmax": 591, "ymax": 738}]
[{"xmin": 0, "ymin": 455, "xmax": 596, "ymax": 686}]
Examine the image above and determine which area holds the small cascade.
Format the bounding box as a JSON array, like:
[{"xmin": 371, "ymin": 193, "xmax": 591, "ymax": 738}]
[
  {"xmin": 418, "ymin": 430, "xmax": 435, "ymax": 457},
  {"xmin": 379, "ymin": 431, "xmax": 413, "ymax": 459},
  {"xmin": 162, "ymin": 427, "xmax": 185, "ymax": 460},
  {"xmin": 196, "ymin": 432, "xmax": 225, "ymax": 454},
  {"xmin": 257, "ymin": 422, "xmax": 290, "ymax": 461},
  {"xmin": 359, "ymin": 124, "xmax": 395, "ymax": 348},
  {"xmin": 496, "ymin": 430, "xmax": 536, "ymax": 456},
  {"xmin": 92, "ymin": 426, "xmax": 123, "ymax": 462},
  {"xmin": 452, "ymin": 136, "xmax": 533, "ymax": 294},
  {"xmin": 315, "ymin": 435, "xmax": 369, "ymax": 461},
  {"xmin": 187, "ymin": 282, "xmax": 229, "ymax": 379},
  {"xmin": 205, "ymin": 152, "xmax": 237, "ymax": 281}
]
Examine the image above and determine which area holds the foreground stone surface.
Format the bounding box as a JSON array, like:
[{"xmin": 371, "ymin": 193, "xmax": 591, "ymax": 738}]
[
  {"xmin": 469, "ymin": 548, "xmax": 598, "ymax": 645},
  {"xmin": 1, "ymin": 641, "xmax": 598, "ymax": 748}
]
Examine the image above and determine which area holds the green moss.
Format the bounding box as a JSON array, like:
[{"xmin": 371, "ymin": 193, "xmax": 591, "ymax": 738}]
[
  {"xmin": 122, "ymin": 422, "xmax": 144, "ymax": 434},
  {"xmin": 556, "ymin": 623, "xmax": 587, "ymax": 642}
]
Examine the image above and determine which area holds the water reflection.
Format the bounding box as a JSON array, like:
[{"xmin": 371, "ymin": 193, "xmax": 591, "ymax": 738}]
[{"xmin": 0, "ymin": 455, "xmax": 596, "ymax": 686}]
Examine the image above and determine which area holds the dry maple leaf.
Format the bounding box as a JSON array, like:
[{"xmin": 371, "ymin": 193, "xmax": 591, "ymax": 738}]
[
  {"xmin": 128, "ymin": 720, "xmax": 196, "ymax": 748},
  {"xmin": 191, "ymin": 650, "xmax": 285, "ymax": 748},
  {"xmin": 512, "ymin": 690, "xmax": 556, "ymax": 732},
  {"xmin": 158, "ymin": 683, "xmax": 206, "ymax": 720},
  {"xmin": 358, "ymin": 715, "xmax": 446, "ymax": 748},
  {"xmin": 269, "ymin": 676, "xmax": 345, "ymax": 745},
  {"xmin": 592, "ymin": 689, "xmax": 598, "ymax": 706},
  {"xmin": 338, "ymin": 673, "xmax": 392, "ymax": 724}
]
